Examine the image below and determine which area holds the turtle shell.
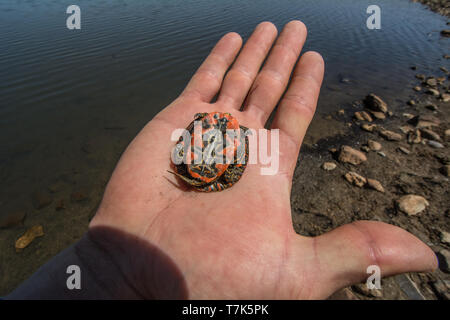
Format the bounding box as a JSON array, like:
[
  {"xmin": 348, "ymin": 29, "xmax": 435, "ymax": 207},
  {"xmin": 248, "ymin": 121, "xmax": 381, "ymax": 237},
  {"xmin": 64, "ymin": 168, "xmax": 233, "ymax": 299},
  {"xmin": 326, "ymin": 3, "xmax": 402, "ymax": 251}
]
[{"xmin": 170, "ymin": 112, "xmax": 249, "ymax": 192}]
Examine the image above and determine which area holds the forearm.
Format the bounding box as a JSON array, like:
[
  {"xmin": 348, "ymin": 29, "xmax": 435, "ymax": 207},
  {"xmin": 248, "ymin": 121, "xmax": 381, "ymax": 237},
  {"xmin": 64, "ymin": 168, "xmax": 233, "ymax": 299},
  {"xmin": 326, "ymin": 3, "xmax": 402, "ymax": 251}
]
[{"xmin": 6, "ymin": 232, "xmax": 142, "ymax": 300}]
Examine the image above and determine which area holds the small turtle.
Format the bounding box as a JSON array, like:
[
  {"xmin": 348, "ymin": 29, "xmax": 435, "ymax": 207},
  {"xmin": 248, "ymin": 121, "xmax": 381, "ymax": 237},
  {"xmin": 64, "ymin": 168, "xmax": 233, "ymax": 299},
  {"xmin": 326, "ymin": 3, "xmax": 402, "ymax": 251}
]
[{"xmin": 169, "ymin": 112, "xmax": 249, "ymax": 192}]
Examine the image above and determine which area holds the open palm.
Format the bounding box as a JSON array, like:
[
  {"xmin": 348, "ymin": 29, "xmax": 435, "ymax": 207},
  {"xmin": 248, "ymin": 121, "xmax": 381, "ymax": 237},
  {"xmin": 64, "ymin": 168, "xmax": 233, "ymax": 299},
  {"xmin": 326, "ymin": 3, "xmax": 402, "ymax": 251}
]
[{"xmin": 89, "ymin": 21, "xmax": 437, "ymax": 299}]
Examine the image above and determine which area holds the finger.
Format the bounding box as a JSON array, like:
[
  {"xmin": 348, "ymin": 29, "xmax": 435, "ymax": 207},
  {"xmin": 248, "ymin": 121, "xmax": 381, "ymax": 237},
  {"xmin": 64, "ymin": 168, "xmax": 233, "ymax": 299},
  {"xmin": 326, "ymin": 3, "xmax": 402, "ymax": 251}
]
[
  {"xmin": 217, "ymin": 22, "xmax": 278, "ymax": 110},
  {"xmin": 304, "ymin": 221, "xmax": 438, "ymax": 298},
  {"xmin": 181, "ymin": 32, "xmax": 242, "ymax": 102},
  {"xmin": 243, "ymin": 20, "xmax": 307, "ymax": 125},
  {"xmin": 271, "ymin": 51, "xmax": 324, "ymax": 176}
]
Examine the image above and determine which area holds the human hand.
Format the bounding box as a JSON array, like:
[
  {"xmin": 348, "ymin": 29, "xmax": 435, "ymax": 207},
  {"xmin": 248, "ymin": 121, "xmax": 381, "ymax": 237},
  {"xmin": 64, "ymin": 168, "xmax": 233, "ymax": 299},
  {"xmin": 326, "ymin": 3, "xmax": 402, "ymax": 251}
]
[{"xmin": 88, "ymin": 21, "xmax": 437, "ymax": 299}]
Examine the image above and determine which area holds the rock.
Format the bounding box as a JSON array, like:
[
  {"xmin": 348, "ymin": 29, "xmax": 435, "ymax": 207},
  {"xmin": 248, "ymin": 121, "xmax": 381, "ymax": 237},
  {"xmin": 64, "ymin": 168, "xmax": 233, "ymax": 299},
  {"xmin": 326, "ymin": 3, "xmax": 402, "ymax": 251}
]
[
  {"xmin": 322, "ymin": 162, "xmax": 337, "ymax": 171},
  {"xmin": 395, "ymin": 274, "xmax": 425, "ymax": 300},
  {"xmin": 338, "ymin": 109, "xmax": 345, "ymax": 115},
  {"xmin": 360, "ymin": 146, "xmax": 370, "ymax": 153},
  {"xmin": 440, "ymin": 165, "xmax": 450, "ymax": 177},
  {"xmin": 408, "ymin": 114, "xmax": 440, "ymax": 128},
  {"xmin": 377, "ymin": 151, "xmax": 386, "ymax": 157},
  {"xmin": 446, "ymin": 129, "xmax": 450, "ymax": 139},
  {"xmin": 440, "ymin": 66, "xmax": 449, "ymax": 73},
  {"xmin": 364, "ymin": 94, "xmax": 388, "ymax": 113},
  {"xmin": 354, "ymin": 111, "xmax": 372, "ymax": 122},
  {"xmin": 428, "ymin": 140, "xmax": 444, "ymax": 149},
  {"xmin": 399, "ymin": 125, "xmax": 414, "ymax": 134},
  {"xmin": 445, "ymin": 54, "xmax": 450, "ymax": 59},
  {"xmin": 31, "ymin": 191, "xmax": 53, "ymax": 210},
  {"xmin": 352, "ymin": 283, "xmax": 382, "ymax": 298},
  {"xmin": 344, "ymin": 171, "xmax": 367, "ymax": 187},
  {"xmin": 425, "ymin": 103, "xmax": 438, "ymax": 111},
  {"xmin": 396, "ymin": 195, "xmax": 429, "ymax": 216},
  {"xmin": 420, "ymin": 128, "xmax": 441, "ymax": 141},
  {"xmin": 425, "ymin": 77, "xmax": 437, "ymax": 87},
  {"xmin": 415, "ymin": 74, "xmax": 425, "ymax": 80},
  {"xmin": 15, "ymin": 225, "xmax": 44, "ymax": 252},
  {"xmin": 370, "ymin": 111, "xmax": 385, "ymax": 120},
  {"xmin": 361, "ymin": 123, "xmax": 377, "ymax": 132},
  {"xmin": 0, "ymin": 210, "xmax": 26, "ymax": 229},
  {"xmin": 440, "ymin": 231, "xmax": 450, "ymax": 245},
  {"xmin": 436, "ymin": 249, "xmax": 450, "ymax": 273},
  {"xmin": 402, "ymin": 113, "xmax": 415, "ymax": 120},
  {"xmin": 436, "ymin": 76, "xmax": 446, "ymax": 84},
  {"xmin": 441, "ymin": 29, "xmax": 450, "ymax": 37},
  {"xmin": 338, "ymin": 146, "xmax": 367, "ymax": 165},
  {"xmin": 71, "ymin": 190, "xmax": 88, "ymax": 202},
  {"xmin": 407, "ymin": 129, "xmax": 421, "ymax": 144},
  {"xmin": 407, "ymin": 100, "xmax": 416, "ymax": 106},
  {"xmin": 413, "ymin": 86, "xmax": 422, "ymax": 92},
  {"xmin": 426, "ymin": 88, "xmax": 440, "ymax": 96},
  {"xmin": 397, "ymin": 146, "xmax": 411, "ymax": 155},
  {"xmin": 328, "ymin": 288, "xmax": 359, "ymax": 300},
  {"xmin": 441, "ymin": 93, "xmax": 450, "ymax": 102},
  {"xmin": 367, "ymin": 140, "xmax": 382, "ymax": 151},
  {"xmin": 367, "ymin": 179, "xmax": 385, "ymax": 193},
  {"xmin": 379, "ymin": 129, "xmax": 402, "ymax": 141}
]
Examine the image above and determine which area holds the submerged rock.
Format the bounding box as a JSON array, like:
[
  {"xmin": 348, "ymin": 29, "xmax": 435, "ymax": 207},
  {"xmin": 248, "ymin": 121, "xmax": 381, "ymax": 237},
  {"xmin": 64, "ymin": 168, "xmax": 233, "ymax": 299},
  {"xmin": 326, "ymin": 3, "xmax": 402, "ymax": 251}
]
[{"xmin": 15, "ymin": 225, "xmax": 44, "ymax": 252}]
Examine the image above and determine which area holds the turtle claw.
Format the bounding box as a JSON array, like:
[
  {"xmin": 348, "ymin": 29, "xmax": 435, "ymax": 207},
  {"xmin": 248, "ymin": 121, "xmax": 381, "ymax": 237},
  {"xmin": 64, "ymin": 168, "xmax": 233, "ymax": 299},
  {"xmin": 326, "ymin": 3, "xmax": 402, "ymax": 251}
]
[{"xmin": 167, "ymin": 170, "xmax": 205, "ymax": 187}]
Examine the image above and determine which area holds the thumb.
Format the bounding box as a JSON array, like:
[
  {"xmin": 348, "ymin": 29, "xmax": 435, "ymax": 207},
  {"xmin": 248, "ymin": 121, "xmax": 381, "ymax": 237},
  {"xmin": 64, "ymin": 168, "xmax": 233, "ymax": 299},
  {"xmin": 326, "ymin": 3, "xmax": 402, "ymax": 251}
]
[{"xmin": 308, "ymin": 221, "xmax": 438, "ymax": 298}]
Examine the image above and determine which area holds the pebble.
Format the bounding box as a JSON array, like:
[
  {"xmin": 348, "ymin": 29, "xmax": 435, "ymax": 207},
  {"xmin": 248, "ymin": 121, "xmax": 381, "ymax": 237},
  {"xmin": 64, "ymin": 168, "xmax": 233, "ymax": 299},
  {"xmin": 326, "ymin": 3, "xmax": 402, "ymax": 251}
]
[
  {"xmin": 441, "ymin": 93, "xmax": 450, "ymax": 102},
  {"xmin": 425, "ymin": 77, "xmax": 437, "ymax": 87},
  {"xmin": 367, "ymin": 140, "xmax": 382, "ymax": 151},
  {"xmin": 415, "ymin": 74, "xmax": 425, "ymax": 80},
  {"xmin": 407, "ymin": 129, "xmax": 422, "ymax": 144},
  {"xmin": 440, "ymin": 165, "xmax": 450, "ymax": 177},
  {"xmin": 446, "ymin": 129, "xmax": 450, "ymax": 139},
  {"xmin": 354, "ymin": 111, "xmax": 372, "ymax": 122},
  {"xmin": 428, "ymin": 140, "xmax": 444, "ymax": 149},
  {"xmin": 15, "ymin": 225, "xmax": 44, "ymax": 252},
  {"xmin": 344, "ymin": 171, "xmax": 367, "ymax": 187},
  {"xmin": 402, "ymin": 113, "xmax": 415, "ymax": 120},
  {"xmin": 338, "ymin": 109, "xmax": 345, "ymax": 115},
  {"xmin": 426, "ymin": 88, "xmax": 440, "ymax": 96},
  {"xmin": 436, "ymin": 249, "xmax": 450, "ymax": 273},
  {"xmin": 440, "ymin": 29, "xmax": 450, "ymax": 37},
  {"xmin": 399, "ymin": 125, "xmax": 414, "ymax": 134},
  {"xmin": 367, "ymin": 178, "xmax": 385, "ymax": 193},
  {"xmin": 413, "ymin": 86, "xmax": 422, "ymax": 92},
  {"xmin": 370, "ymin": 111, "xmax": 385, "ymax": 120},
  {"xmin": 440, "ymin": 66, "xmax": 449, "ymax": 73},
  {"xmin": 352, "ymin": 283, "xmax": 382, "ymax": 298},
  {"xmin": 322, "ymin": 162, "xmax": 337, "ymax": 171},
  {"xmin": 396, "ymin": 195, "xmax": 429, "ymax": 216},
  {"xmin": 379, "ymin": 129, "xmax": 402, "ymax": 141},
  {"xmin": 0, "ymin": 210, "xmax": 26, "ymax": 229},
  {"xmin": 31, "ymin": 191, "xmax": 53, "ymax": 210},
  {"xmin": 440, "ymin": 231, "xmax": 450, "ymax": 245},
  {"xmin": 364, "ymin": 94, "xmax": 388, "ymax": 113},
  {"xmin": 360, "ymin": 146, "xmax": 370, "ymax": 153},
  {"xmin": 397, "ymin": 146, "xmax": 411, "ymax": 155},
  {"xmin": 377, "ymin": 151, "xmax": 386, "ymax": 157},
  {"xmin": 445, "ymin": 54, "xmax": 450, "ymax": 59},
  {"xmin": 361, "ymin": 123, "xmax": 377, "ymax": 132},
  {"xmin": 338, "ymin": 146, "xmax": 367, "ymax": 165},
  {"xmin": 407, "ymin": 100, "xmax": 416, "ymax": 106},
  {"xmin": 409, "ymin": 114, "xmax": 440, "ymax": 128},
  {"xmin": 425, "ymin": 103, "xmax": 438, "ymax": 111},
  {"xmin": 420, "ymin": 128, "xmax": 441, "ymax": 141}
]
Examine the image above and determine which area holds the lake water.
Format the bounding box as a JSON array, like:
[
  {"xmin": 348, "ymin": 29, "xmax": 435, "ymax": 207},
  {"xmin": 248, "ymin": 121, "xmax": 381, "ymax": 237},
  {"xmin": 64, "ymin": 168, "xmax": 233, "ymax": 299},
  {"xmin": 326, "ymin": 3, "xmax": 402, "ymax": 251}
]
[{"xmin": 0, "ymin": 0, "xmax": 449, "ymax": 294}]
